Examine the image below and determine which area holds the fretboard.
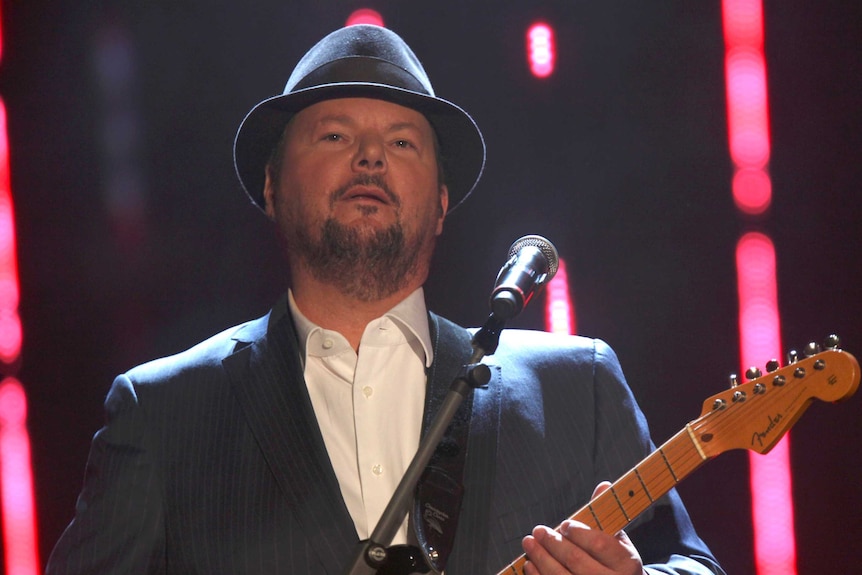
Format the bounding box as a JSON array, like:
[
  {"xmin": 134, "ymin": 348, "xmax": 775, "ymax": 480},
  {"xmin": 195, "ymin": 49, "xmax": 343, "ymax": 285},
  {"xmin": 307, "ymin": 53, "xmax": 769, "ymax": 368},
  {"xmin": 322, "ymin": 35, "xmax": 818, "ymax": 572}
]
[{"xmin": 497, "ymin": 424, "xmax": 710, "ymax": 575}]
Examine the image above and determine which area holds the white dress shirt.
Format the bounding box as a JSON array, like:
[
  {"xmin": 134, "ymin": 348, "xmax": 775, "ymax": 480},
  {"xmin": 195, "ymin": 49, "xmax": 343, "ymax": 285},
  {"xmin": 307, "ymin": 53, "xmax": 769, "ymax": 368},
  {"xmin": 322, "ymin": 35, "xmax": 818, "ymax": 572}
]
[{"xmin": 289, "ymin": 288, "xmax": 433, "ymax": 545}]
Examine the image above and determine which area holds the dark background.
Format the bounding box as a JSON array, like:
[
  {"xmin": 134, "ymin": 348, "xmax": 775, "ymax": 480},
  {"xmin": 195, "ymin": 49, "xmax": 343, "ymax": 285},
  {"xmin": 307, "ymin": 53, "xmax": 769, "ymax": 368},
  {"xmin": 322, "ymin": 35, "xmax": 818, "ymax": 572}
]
[{"xmin": 3, "ymin": 1, "xmax": 861, "ymax": 573}]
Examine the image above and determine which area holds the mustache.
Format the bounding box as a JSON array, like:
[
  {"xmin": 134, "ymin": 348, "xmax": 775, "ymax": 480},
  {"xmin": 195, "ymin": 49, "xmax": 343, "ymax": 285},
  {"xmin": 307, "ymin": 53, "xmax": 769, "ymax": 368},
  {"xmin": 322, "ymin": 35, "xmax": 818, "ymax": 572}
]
[{"xmin": 330, "ymin": 174, "xmax": 400, "ymax": 207}]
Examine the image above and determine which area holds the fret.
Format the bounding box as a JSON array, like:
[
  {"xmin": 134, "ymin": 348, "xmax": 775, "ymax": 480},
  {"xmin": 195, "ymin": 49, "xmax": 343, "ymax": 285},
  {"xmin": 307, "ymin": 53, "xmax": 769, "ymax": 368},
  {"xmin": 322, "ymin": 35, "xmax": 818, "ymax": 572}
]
[
  {"xmin": 659, "ymin": 449, "xmax": 678, "ymax": 482},
  {"xmin": 633, "ymin": 468, "xmax": 654, "ymax": 502},
  {"xmin": 586, "ymin": 503, "xmax": 603, "ymax": 531},
  {"xmin": 577, "ymin": 427, "xmax": 707, "ymax": 535},
  {"xmin": 497, "ymin": 427, "xmax": 711, "ymax": 575},
  {"xmin": 609, "ymin": 487, "xmax": 631, "ymax": 522}
]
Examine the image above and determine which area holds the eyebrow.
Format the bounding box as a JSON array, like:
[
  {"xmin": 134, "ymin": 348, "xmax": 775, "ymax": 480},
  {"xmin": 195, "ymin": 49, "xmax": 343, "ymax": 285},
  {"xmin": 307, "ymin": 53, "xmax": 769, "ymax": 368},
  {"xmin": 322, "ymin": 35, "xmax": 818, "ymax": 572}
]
[{"xmin": 315, "ymin": 115, "xmax": 425, "ymax": 134}]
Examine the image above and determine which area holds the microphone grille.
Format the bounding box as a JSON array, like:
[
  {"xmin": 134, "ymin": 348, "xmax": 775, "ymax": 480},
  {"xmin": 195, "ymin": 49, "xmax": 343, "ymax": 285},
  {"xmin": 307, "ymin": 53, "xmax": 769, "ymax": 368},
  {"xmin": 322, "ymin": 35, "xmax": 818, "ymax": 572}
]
[{"xmin": 508, "ymin": 235, "xmax": 560, "ymax": 279}]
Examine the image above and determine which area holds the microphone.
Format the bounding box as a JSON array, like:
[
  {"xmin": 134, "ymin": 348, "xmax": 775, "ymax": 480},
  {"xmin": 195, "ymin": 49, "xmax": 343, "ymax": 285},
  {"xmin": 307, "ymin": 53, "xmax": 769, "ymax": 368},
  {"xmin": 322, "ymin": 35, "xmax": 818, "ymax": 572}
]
[{"xmin": 490, "ymin": 235, "xmax": 559, "ymax": 320}]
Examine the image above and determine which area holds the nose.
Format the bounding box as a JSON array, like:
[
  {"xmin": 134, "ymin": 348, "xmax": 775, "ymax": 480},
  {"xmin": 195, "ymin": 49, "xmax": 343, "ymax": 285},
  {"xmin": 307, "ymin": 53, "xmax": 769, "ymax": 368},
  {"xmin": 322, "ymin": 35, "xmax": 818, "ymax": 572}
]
[{"xmin": 352, "ymin": 134, "xmax": 386, "ymax": 173}]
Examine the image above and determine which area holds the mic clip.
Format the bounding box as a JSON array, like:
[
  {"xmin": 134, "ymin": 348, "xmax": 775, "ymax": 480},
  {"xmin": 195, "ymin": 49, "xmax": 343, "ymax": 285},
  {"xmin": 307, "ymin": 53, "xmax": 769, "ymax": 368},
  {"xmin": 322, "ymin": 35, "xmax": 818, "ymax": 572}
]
[{"xmin": 471, "ymin": 313, "xmax": 507, "ymax": 356}]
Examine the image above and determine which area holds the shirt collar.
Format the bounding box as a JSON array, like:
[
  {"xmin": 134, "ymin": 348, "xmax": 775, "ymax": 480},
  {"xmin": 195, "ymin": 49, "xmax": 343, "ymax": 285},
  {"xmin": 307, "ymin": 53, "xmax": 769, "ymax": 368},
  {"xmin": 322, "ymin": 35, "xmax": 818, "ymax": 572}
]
[{"xmin": 288, "ymin": 288, "xmax": 434, "ymax": 368}]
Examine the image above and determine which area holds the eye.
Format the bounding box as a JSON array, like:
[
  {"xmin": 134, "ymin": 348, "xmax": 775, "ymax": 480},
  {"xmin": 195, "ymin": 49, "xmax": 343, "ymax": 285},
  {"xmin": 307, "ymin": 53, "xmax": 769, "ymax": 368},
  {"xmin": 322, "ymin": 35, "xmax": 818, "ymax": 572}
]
[
  {"xmin": 393, "ymin": 139, "xmax": 415, "ymax": 149},
  {"xmin": 322, "ymin": 133, "xmax": 343, "ymax": 142}
]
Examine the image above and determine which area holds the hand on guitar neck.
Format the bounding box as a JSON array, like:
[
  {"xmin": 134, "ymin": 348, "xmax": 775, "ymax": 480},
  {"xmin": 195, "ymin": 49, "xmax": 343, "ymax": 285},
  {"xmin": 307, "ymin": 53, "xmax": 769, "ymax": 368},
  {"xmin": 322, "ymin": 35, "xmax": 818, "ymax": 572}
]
[
  {"xmin": 502, "ymin": 342, "xmax": 859, "ymax": 575},
  {"xmin": 521, "ymin": 482, "xmax": 646, "ymax": 575}
]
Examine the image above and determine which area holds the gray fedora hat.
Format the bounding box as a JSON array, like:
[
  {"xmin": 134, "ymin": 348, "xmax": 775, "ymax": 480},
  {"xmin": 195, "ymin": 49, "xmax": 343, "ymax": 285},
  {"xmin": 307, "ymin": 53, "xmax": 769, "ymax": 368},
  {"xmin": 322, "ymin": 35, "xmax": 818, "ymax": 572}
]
[{"xmin": 234, "ymin": 25, "xmax": 486, "ymax": 212}]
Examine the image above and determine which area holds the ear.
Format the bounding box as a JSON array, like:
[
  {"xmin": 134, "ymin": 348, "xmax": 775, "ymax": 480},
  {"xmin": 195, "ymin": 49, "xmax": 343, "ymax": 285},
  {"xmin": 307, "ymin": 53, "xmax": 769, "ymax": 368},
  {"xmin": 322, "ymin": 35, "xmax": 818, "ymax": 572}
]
[
  {"xmin": 262, "ymin": 170, "xmax": 277, "ymax": 221},
  {"xmin": 436, "ymin": 184, "xmax": 449, "ymax": 236}
]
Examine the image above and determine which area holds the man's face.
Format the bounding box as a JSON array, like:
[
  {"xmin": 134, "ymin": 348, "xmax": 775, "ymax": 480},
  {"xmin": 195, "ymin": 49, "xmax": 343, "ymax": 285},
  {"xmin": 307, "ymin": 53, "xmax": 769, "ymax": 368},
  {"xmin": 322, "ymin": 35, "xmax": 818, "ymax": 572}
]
[{"xmin": 263, "ymin": 97, "xmax": 449, "ymax": 301}]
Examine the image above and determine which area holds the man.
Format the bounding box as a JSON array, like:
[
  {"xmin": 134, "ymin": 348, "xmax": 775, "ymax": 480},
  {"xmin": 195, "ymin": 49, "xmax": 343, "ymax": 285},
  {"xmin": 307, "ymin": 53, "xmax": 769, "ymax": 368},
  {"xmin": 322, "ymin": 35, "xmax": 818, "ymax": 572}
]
[{"xmin": 47, "ymin": 25, "xmax": 724, "ymax": 575}]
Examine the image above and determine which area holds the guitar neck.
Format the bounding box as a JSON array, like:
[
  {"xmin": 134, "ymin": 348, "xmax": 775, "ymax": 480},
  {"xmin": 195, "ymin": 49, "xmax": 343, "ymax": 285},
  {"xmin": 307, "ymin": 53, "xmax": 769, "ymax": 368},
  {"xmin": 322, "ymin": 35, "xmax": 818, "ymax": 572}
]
[
  {"xmin": 497, "ymin": 424, "xmax": 710, "ymax": 575},
  {"xmin": 495, "ymin": 346, "xmax": 861, "ymax": 575}
]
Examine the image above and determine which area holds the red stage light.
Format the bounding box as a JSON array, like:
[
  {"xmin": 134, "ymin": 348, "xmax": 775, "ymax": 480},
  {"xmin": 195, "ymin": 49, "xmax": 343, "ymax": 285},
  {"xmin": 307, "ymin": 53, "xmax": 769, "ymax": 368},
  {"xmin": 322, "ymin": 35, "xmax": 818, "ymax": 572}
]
[
  {"xmin": 545, "ymin": 258, "xmax": 576, "ymax": 335},
  {"xmin": 346, "ymin": 9, "xmax": 385, "ymax": 28},
  {"xmin": 735, "ymin": 232, "xmax": 795, "ymax": 575},
  {"xmin": 0, "ymin": 378, "xmax": 39, "ymax": 575},
  {"xmin": 724, "ymin": 4, "xmax": 794, "ymax": 571},
  {"xmin": 527, "ymin": 23, "xmax": 555, "ymax": 78}
]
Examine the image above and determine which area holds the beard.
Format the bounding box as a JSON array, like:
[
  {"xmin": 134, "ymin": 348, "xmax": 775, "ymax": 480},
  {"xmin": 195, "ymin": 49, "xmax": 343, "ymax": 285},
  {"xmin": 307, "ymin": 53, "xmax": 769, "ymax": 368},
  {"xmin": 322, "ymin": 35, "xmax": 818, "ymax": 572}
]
[{"xmin": 287, "ymin": 215, "xmax": 431, "ymax": 302}]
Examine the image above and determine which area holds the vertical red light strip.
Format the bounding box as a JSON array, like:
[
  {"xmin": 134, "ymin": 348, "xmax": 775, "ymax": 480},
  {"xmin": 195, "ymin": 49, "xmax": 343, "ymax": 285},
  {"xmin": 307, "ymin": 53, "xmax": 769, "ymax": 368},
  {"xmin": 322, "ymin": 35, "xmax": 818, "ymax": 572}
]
[
  {"xmin": 723, "ymin": 0, "xmax": 772, "ymax": 214},
  {"xmin": 527, "ymin": 23, "xmax": 556, "ymax": 79},
  {"xmin": 545, "ymin": 257, "xmax": 576, "ymax": 335},
  {"xmin": 736, "ymin": 233, "xmax": 793, "ymax": 575},
  {"xmin": 0, "ymin": 104, "xmax": 39, "ymax": 575},
  {"xmin": 723, "ymin": 2, "xmax": 796, "ymax": 574},
  {"xmin": 0, "ymin": 378, "xmax": 38, "ymax": 575},
  {"xmin": 0, "ymin": 7, "xmax": 40, "ymax": 572},
  {"xmin": 0, "ymin": 105, "xmax": 20, "ymax": 365}
]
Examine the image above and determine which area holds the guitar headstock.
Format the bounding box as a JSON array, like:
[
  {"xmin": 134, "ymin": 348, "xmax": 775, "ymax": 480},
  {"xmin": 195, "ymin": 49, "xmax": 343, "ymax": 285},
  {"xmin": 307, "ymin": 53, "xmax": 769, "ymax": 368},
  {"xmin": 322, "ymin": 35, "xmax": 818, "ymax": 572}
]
[{"xmin": 691, "ymin": 337, "xmax": 860, "ymax": 459}]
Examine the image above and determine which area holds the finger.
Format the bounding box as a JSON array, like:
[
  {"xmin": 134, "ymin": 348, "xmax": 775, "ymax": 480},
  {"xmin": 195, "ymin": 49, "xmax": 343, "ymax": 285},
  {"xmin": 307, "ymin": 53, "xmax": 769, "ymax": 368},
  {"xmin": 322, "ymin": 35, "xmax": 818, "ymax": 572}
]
[
  {"xmin": 561, "ymin": 520, "xmax": 643, "ymax": 573},
  {"xmin": 591, "ymin": 480, "xmax": 613, "ymax": 499},
  {"xmin": 523, "ymin": 524, "xmax": 597, "ymax": 574}
]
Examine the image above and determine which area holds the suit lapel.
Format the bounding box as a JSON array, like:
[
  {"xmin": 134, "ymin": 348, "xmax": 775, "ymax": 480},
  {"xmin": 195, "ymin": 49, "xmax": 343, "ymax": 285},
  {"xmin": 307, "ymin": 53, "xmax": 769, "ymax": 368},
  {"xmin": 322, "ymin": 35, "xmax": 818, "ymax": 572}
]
[
  {"xmin": 223, "ymin": 309, "xmax": 357, "ymax": 574},
  {"xmin": 422, "ymin": 313, "xmax": 474, "ymax": 437}
]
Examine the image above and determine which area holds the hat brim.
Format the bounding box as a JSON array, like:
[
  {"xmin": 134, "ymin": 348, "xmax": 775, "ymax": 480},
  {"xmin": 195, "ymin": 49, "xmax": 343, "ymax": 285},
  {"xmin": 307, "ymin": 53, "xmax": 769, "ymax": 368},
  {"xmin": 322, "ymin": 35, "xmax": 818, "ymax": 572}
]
[{"xmin": 233, "ymin": 82, "xmax": 485, "ymax": 212}]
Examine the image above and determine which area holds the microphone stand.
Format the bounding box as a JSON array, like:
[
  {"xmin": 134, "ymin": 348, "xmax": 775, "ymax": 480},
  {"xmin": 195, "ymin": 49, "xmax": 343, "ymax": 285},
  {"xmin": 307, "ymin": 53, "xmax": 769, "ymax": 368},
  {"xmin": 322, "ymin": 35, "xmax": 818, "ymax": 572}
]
[{"xmin": 341, "ymin": 314, "xmax": 505, "ymax": 575}]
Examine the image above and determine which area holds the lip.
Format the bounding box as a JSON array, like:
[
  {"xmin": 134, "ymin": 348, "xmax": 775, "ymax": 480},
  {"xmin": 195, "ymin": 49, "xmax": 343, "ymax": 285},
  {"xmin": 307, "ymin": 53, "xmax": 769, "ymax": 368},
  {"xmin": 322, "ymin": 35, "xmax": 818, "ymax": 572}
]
[{"xmin": 343, "ymin": 186, "xmax": 391, "ymax": 205}]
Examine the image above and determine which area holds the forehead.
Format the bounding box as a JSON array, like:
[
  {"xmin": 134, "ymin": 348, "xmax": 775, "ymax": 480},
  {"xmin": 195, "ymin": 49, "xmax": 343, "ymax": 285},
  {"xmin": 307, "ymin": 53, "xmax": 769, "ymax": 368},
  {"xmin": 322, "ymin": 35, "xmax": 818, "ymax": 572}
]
[{"xmin": 287, "ymin": 97, "xmax": 435, "ymax": 135}]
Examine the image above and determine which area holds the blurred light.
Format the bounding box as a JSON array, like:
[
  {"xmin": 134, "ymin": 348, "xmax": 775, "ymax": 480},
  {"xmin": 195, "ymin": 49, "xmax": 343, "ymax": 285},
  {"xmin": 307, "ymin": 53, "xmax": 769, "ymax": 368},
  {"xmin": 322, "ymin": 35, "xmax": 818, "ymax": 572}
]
[
  {"xmin": 545, "ymin": 258, "xmax": 576, "ymax": 335},
  {"xmin": 527, "ymin": 23, "xmax": 555, "ymax": 78},
  {"xmin": 0, "ymin": 12, "xmax": 39, "ymax": 568},
  {"xmin": 736, "ymin": 233, "xmax": 780, "ymax": 364},
  {"xmin": 346, "ymin": 9, "xmax": 385, "ymax": 27},
  {"xmin": 733, "ymin": 168, "xmax": 772, "ymax": 214},
  {"xmin": 0, "ymin": 378, "xmax": 39, "ymax": 575},
  {"xmin": 748, "ymin": 437, "xmax": 794, "ymax": 575},
  {"xmin": 736, "ymin": 231, "xmax": 795, "ymax": 575},
  {"xmin": 726, "ymin": 3, "xmax": 794, "ymax": 572},
  {"xmin": 723, "ymin": 0, "xmax": 772, "ymax": 215},
  {"xmin": 0, "ymin": 312, "xmax": 21, "ymax": 365},
  {"xmin": 93, "ymin": 22, "xmax": 146, "ymax": 247},
  {"xmin": 726, "ymin": 49, "xmax": 770, "ymax": 168},
  {"xmin": 722, "ymin": 0, "xmax": 764, "ymax": 47},
  {"xmin": 0, "ymin": 100, "xmax": 20, "ymax": 365}
]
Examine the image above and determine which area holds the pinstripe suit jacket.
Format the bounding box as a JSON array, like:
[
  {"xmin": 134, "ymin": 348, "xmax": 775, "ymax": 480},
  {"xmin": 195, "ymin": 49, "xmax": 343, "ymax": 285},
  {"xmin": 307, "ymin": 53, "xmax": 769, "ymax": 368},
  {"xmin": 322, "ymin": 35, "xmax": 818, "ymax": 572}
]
[{"xmin": 46, "ymin": 297, "xmax": 722, "ymax": 575}]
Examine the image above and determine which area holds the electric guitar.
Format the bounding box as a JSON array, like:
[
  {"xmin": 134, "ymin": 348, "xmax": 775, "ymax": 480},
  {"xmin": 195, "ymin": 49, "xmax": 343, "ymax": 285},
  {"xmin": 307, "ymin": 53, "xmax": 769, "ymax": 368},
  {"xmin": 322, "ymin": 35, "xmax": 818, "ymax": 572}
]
[{"xmin": 497, "ymin": 339, "xmax": 860, "ymax": 575}]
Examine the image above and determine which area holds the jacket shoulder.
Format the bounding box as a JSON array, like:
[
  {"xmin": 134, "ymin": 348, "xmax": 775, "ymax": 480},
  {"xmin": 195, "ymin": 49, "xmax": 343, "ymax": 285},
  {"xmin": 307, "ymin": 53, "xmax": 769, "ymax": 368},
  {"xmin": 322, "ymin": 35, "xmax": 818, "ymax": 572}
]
[
  {"xmin": 494, "ymin": 329, "xmax": 620, "ymax": 368},
  {"xmin": 124, "ymin": 312, "xmax": 270, "ymax": 386}
]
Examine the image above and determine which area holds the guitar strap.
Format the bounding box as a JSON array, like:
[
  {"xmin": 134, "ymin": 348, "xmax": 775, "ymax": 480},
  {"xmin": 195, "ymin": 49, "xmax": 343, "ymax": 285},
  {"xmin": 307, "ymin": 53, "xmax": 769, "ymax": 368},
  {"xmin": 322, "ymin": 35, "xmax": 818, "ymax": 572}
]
[{"xmin": 410, "ymin": 323, "xmax": 476, "ymax": 574}]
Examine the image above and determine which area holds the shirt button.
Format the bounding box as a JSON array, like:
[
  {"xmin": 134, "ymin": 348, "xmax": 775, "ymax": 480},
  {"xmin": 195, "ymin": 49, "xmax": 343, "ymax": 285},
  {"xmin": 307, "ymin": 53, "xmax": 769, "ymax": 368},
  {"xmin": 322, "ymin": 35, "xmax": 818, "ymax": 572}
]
[
  {"xmin": 322, "ymin": 338, "xmax": 334, "ymax": 350},
  {"xmin": 372, "ymin": 464, "xmax": 383, "ymax": 476},
  {"xmin": 362, "ymin": 386, "xmax": 373, "ymax": 398}
]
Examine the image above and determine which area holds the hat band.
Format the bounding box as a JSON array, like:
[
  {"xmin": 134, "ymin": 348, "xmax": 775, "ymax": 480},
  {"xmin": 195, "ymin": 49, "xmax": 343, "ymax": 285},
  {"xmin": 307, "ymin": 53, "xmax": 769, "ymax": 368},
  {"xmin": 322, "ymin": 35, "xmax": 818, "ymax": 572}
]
[{"xmin": 290, "ymin": 56, "xmax": 432, "ymax": 96}]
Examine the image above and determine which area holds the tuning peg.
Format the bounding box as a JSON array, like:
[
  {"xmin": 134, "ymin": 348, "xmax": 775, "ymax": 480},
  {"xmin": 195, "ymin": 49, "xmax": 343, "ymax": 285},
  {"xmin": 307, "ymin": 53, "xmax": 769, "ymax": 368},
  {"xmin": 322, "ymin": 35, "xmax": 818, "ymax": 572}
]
[
  {"xmin": 728, "ymin": 373, "xmax": 740, "ymax": 388},
  {"xmin": 804, "ymin": 342, "xmax": 820, "ymax": 357},
  {"xmin": 745, "ymin": 366, "xmax": 762, "ymax": 380},
  {"xmin": 824, "ymin": 334, "xmax": 841, "ymax": 350},
  {"xmin": 787, "ymin": 349, "xmax": 799, "ymax": 364},
  {"xmin": 765, "ymin": 359, "xmax": 781, "ymax": 372}
]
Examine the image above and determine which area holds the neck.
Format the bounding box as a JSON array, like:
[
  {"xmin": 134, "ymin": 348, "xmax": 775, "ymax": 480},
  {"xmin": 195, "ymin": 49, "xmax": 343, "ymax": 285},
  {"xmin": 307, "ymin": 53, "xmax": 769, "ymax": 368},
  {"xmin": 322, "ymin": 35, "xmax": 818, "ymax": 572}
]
[{"xmin": 290, "ymin": 275, "xmax": 423, "ymax": 351}]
